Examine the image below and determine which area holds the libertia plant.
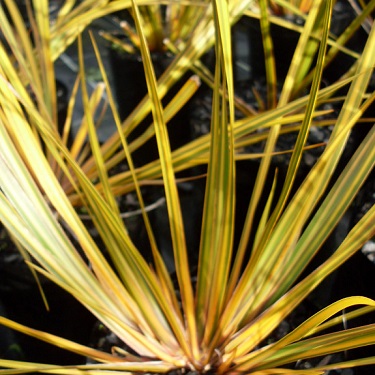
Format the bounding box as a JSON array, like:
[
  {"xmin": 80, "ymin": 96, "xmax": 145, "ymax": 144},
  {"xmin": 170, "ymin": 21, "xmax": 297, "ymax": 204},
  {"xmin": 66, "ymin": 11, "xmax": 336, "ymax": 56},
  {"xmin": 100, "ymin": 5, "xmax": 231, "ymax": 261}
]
[{"xmin": 0, "ymin": 0, "xmax": 375, "ymax": 374}]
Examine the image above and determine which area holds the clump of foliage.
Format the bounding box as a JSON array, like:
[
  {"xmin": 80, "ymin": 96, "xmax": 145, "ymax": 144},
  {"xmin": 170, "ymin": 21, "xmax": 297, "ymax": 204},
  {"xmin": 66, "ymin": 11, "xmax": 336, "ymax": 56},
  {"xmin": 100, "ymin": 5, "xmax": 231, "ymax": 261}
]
[{"xmin": 0, "ymin": 0, "xmax": 375, "ymax": 374}]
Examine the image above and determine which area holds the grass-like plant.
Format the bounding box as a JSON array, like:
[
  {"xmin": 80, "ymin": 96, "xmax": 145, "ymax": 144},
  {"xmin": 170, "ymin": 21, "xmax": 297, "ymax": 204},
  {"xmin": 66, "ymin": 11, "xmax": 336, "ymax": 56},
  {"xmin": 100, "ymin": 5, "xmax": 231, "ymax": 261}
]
[
  {"xmin": 100, "ymin": 0, "xmax": 213, "ymax": 53},
  {"xmin": 0, "ymin": 0, "xmax": 375, "ymax": 373}
]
